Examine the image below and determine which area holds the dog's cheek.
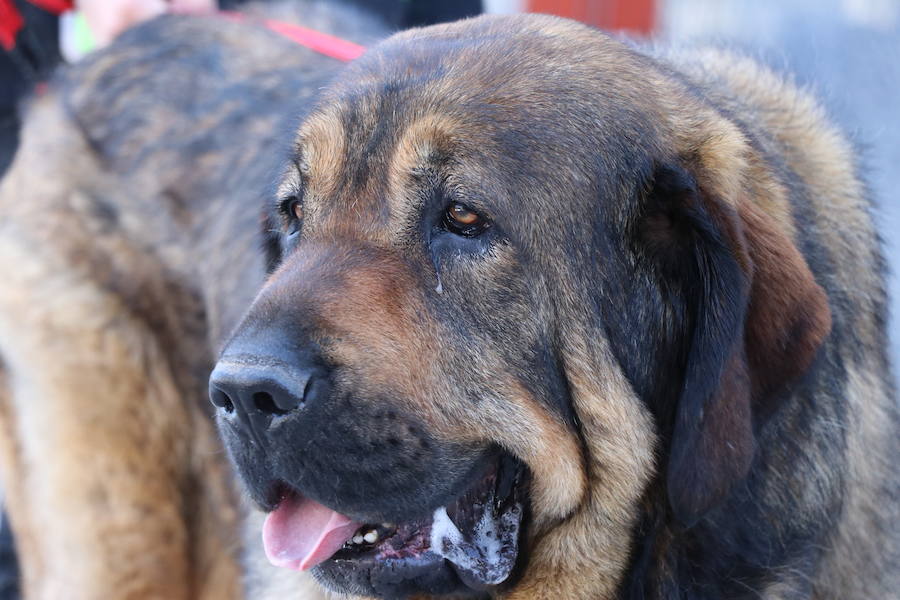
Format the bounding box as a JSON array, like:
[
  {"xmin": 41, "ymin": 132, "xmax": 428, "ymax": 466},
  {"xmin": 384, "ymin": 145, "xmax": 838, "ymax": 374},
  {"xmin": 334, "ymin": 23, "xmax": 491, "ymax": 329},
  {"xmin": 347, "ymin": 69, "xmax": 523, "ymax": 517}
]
[{"xmin": 429, "ymin": 251, "xmax": 591, "ymax": 520}]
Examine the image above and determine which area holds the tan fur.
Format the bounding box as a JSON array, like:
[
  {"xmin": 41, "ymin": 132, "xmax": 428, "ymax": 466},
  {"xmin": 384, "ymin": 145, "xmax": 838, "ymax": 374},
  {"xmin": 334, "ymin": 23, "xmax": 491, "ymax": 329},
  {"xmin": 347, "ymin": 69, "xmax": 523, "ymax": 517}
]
[
  {"xmin": 0, "ymin": 11, "xmax": 894, "ymax": 600},
  {"xmin": 295, "ymin": 109, "xmax": 349, "ymax": 207},
  {"xmin": 504, "ymin": 339, "xmax": 656, "ymax": 599},
  {"xmin": 0, "ymin": 93, "xmax": 242, "ymax": 600}
]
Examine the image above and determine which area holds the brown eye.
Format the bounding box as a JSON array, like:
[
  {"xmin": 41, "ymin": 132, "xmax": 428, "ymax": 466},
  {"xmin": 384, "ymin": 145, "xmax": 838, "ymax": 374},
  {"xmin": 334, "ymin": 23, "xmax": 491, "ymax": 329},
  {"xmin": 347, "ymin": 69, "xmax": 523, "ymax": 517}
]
[
  {"xmin": 449, "ymin": 203, "xmax": 479, "ymax": 225},
  {"xmin": 291, "ymin": 200, "xmax": 304, "ymax": 221},
  {"xmin": 443, "ymin": 202, "xmax": 488, "ymax": 237}
]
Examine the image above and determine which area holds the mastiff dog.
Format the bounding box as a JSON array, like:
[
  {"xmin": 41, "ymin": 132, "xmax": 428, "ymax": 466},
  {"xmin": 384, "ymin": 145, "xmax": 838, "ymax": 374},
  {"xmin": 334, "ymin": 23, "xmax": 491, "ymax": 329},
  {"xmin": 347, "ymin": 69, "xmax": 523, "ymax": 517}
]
[{"xmin": 0, "ymin": 8, "xmax": 898, "ymax": 600}]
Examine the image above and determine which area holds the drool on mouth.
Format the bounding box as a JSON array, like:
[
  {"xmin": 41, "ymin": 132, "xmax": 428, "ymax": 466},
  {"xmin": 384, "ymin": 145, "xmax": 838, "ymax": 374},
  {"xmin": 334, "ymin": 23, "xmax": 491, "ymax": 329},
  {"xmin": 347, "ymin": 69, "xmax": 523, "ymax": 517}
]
[{"xmin": 262, "ymin": 454, "xmax": 527, "ymax": 590}]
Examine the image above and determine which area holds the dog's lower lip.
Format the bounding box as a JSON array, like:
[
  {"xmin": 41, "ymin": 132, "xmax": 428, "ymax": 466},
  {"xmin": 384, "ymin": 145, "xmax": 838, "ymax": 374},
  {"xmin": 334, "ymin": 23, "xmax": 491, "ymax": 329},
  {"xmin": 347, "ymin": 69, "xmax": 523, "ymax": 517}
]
[{"xmin": 315, "ymin": 453, "xmax": 527, "ymax": 593}]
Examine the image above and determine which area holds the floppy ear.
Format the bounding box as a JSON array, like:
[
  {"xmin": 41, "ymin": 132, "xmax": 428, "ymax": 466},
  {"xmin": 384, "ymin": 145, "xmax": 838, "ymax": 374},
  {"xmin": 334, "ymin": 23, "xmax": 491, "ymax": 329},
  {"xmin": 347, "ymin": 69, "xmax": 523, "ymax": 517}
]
[{"xmin": 644, "ymin": 163, "xmax": 832, "ymax": 527}]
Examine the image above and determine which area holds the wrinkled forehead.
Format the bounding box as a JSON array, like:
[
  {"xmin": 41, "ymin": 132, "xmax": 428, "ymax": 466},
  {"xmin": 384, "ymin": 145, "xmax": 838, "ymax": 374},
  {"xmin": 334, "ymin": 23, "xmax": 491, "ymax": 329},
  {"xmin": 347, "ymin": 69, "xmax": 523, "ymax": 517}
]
[
  {"xmin": 282, "ymin": 110, "xmax": 456, "ymax": 236},
  {"xmin": 290, "ymin": 102, "xmax": 469, "ymax": 198},
  {"xmin": 275, "ymin": 19, "xmax": 663, "ymax": 240},
  {"xmin": 277, "ymin": 79, "xmax": 523, "ymax": 241}
]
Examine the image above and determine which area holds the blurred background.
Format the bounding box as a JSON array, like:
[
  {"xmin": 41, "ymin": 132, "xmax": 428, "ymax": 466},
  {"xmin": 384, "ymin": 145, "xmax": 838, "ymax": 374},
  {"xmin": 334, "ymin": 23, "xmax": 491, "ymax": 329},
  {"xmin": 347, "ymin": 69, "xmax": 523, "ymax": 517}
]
[{"xmin": 0, "ymin": 1, "xmax": 897, "ymax": 598}]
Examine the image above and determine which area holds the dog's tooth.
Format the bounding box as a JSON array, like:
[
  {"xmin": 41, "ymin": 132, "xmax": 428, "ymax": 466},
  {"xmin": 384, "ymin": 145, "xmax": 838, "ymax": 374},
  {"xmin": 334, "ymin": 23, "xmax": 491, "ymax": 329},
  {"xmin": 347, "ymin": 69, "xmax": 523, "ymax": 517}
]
[
  {"xmin": 381, "ymin": 523, "xmax": 394, "ymax": 529},
  {"xmin": 352, "ymin": 534, "xmax": 364, "ymax": 545},
  {"xmin": 363, "ymin": 530, "xmax": 378, "ymax": 544}
]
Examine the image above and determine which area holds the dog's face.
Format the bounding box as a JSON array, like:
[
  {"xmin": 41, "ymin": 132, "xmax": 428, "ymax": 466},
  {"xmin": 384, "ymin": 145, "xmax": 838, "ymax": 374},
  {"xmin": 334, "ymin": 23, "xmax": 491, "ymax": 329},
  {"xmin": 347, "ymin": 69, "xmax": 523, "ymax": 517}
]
[{"xmin": 210, "ymin": 15, "xmax": 831, "ymax": 599}]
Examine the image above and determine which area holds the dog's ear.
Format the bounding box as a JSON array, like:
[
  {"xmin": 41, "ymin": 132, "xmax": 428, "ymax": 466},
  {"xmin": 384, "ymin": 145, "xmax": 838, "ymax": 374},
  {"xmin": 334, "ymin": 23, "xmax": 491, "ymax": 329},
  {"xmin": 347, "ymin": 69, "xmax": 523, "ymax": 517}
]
[{"xmin": 642, "ymin": 163, "xmax": 831, "ymax": 527}]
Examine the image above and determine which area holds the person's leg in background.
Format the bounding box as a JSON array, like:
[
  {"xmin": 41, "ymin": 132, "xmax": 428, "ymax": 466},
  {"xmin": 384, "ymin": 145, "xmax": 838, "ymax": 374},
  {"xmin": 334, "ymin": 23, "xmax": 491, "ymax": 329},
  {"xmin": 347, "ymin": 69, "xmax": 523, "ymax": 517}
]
[
  {"xmin": 0, "ymin": 512, "xmax": 17, "ymax": 600},
  {"xmin": 344, "ymin": 0, "xmax": 482, "ymax": 29}
]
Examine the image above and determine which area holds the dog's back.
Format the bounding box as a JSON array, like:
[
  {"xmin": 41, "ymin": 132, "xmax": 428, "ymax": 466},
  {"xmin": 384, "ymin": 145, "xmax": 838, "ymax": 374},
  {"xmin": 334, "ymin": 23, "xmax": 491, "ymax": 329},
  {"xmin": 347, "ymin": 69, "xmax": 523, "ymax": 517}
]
[{"xmin": 0, "ymin": 7, "xmax": 384, "ymax": 598}]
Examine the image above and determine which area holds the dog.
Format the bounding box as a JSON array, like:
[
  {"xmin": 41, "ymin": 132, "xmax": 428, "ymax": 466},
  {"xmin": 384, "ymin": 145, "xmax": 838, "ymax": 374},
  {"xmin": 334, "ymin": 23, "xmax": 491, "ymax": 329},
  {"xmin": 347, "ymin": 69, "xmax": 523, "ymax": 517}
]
[{"xmin": 0, "ymin": 9, "xmax": 897, "ymax": 600}]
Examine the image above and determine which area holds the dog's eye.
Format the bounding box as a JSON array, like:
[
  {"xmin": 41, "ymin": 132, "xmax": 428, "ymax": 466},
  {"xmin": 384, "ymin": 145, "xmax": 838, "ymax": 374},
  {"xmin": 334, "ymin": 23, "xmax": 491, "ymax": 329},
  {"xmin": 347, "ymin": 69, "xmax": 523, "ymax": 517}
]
[
  {"xmin": 280, "ymin": 196, "xmax": 303, "ymax": 224},
  {"xmin": 443, "ymin": 202, "xmax": 488, "ymax": 237},
  {"xmin": 289, "ymin": 198, "xmax": 303, "ymax": 222}
]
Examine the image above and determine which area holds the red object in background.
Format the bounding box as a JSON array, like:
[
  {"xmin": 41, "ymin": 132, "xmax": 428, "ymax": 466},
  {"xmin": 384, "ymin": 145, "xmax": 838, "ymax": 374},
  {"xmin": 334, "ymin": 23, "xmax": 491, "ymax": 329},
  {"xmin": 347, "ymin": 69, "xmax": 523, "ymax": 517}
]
[
  {"xmin": 0, "ymin": 0, "xmax": 25, "ymax": 50},
  {"xmin": 528, "ymin": 0, "xmax": 656, "ymax": 35},
  {"xmin": 221, "ymin": 12, "xmax": 365, "ymax": 62},
  {"xmin": 1, "ymin": 2, "xmax": 361, "ymax": 61},
  {"xmin": 25, "ymin": 0, "xmax": 71, "ymax": 13},
  {"xmin": 260, "ymin": 18, "xmax": 365, "ymax": 61},
  {"xmin": 0, "ymin": 0, "xmax": 73, "ymax": 51}
]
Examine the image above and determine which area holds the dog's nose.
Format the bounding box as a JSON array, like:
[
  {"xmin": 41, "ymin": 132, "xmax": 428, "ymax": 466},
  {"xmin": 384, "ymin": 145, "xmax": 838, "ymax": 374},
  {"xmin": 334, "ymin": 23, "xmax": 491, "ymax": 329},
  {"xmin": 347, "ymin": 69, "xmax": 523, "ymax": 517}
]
[{"xmin": 208, "ymin": 357, "xmax": 330, "ymax": 442}]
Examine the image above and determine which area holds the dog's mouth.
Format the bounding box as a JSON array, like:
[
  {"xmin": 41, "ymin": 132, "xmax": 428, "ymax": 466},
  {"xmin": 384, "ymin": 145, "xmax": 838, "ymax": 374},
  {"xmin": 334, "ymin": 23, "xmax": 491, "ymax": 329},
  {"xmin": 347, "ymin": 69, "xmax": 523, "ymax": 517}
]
[{"xmin": 263, "ymin": 453, "xmax": 527, "ymax": 597}]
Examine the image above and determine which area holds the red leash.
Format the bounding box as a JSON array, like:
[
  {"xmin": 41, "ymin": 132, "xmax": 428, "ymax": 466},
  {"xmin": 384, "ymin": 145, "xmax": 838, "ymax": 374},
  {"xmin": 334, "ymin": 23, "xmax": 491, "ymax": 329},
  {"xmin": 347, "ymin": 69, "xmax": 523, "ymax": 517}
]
[
  {"xmin": 1, "ymin": 3, "xmax": 365, "ymax": 61},
  {"xmin": 221, "ymin": 11, "xmax": 365, "ymax": 62}
]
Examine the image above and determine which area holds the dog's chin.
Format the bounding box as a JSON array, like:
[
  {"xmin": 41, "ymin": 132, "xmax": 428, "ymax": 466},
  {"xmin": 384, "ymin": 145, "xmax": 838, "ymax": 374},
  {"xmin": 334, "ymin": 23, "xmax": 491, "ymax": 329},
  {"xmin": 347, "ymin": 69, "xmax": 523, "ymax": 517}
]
[{"xmin": 278, "ymin": 453, "xmax": 529, "ymax": 599}]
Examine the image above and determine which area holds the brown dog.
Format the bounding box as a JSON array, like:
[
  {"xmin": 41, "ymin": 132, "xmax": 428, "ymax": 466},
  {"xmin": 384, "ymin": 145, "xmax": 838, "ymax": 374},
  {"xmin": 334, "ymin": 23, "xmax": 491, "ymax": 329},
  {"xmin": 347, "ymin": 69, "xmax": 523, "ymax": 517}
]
[{"xmin": 1, "ymin": 9, "xmax": 898, "ymax": 600}]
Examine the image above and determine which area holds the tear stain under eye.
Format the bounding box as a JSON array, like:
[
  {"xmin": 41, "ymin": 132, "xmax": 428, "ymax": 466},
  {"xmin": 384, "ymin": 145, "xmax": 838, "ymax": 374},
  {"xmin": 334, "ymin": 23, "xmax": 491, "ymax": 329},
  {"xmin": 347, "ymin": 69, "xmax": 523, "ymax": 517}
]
[{"xmin": 432, "ymin": 254, "xmax": 444, "ymax": 294}]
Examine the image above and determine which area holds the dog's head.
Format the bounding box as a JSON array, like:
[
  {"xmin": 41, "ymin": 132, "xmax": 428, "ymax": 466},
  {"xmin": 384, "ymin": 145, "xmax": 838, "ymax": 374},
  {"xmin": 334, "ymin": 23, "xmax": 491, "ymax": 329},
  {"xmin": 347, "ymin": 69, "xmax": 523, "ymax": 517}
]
[{"xmin": 209, "ymin": 15, "xmax": 831, "ymax": 598}]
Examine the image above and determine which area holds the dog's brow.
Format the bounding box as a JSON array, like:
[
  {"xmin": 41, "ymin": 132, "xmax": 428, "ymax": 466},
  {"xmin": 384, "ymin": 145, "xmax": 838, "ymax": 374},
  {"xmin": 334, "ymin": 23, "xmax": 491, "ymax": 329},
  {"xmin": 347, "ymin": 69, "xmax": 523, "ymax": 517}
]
[
  {"xmin": 276, "ymin": 166, "xmax": 302, "ymax": 201},
  {"xmin": 295, "ymin": 110, "xmax": 348, "ymax": 200}
]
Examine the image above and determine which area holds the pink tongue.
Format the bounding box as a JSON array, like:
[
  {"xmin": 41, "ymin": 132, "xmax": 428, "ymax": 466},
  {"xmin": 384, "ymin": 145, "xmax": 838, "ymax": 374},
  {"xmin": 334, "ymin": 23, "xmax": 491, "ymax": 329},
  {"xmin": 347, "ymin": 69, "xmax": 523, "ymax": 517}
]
[{"xmin": 262, "ymin": 494, "xmax": 361, "ymax": 571}]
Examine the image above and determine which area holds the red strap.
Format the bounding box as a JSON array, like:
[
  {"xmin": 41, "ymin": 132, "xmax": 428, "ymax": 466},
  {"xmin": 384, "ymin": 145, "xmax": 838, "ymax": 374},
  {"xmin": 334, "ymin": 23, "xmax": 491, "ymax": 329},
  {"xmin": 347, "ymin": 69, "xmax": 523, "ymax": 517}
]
[
  {"xmin": 1, "ymin": 6, "xmax": 364, "ymax": 60},
  {"xmin": 222, "ymin": 12, "xmax": 365, "ymax": 62},
  {"xmin": 0, "ymin": 0, "xmax": 24, "ymax": 51}
]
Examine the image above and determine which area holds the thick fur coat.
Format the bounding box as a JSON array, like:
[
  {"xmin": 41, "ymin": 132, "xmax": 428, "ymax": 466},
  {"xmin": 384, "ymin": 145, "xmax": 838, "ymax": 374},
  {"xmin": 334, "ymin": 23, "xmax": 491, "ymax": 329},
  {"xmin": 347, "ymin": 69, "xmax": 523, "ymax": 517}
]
[{"xmin": 0, "ymin": 9, "xmax": 896, "ymax": 600}]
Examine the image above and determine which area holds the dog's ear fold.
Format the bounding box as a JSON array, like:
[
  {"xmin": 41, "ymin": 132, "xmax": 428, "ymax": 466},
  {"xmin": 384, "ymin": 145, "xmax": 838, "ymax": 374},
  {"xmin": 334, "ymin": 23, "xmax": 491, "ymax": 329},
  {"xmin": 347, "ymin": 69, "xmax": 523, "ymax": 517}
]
[{"xmin": 644, "ymin": 163, "xmax": 831, "ymax": 527}]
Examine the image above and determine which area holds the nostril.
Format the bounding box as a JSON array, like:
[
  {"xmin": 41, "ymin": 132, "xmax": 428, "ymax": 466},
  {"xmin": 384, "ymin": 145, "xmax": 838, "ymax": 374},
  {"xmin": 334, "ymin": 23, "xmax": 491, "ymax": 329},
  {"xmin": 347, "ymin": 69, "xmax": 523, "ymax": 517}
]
[
  {"xmin": 253, "ymin": 391, "xmax": 288, "ymax": 416},
  {"xmin": 302, "ymin": 372, "xmax": 329, "ymax": 406},
  {"xmin": 210, "ymin": 388, "xmax": 235, "ymax": 413},
  {"xmin": 209, "ymin": 360, "xmax": 326, "ymax": 423}
]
